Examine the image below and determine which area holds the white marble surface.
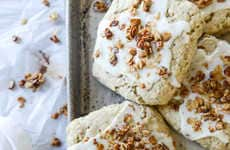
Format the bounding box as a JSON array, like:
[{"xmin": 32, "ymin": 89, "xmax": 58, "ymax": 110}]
[{"xmin": 0, "ymin": 0, "xmax": 67, "ymax": 149}]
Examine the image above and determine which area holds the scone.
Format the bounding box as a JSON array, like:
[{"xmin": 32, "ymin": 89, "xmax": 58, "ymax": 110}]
[
  {"xmin": 92, "ymin": 0, "xmax": 203, "ymax": 105},
  {"xmin": 189, "ymin": 0, "xmax": 230, "ymax": 34},
  {"xmin": 159, "ymin": 35, "xmax": 230, "ymax": 150},
  {"xmin": 67, "ymin": 101, "xmax": 176, "ymax": 150}
]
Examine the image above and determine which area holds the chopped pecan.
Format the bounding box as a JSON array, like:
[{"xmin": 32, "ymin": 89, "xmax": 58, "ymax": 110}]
[
  {"xmin": 104, "ymin": 28, "xmax": 113, "ymax": 39},
  {"xmin": 93, "ymin": 0, "xmax": 108, "ymax": 12}
]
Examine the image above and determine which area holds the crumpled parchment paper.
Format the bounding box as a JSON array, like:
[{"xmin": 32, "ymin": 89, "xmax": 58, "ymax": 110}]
[{"xmin": 0, "ymin": 0, "xmax": 67, "ymax": 149}]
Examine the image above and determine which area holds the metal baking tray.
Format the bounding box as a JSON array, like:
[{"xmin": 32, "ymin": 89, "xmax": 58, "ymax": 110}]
[{"xmin": 66, "ymin": 0, "xmax": 205, "ymax": 149}]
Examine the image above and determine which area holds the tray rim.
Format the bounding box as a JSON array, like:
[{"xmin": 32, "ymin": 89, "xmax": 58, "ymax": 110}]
[{"xmin": 66, "ymin": 0, "xmax": 82, "ymax": 122}]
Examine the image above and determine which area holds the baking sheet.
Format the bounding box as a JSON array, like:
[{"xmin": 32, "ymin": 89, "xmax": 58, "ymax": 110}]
[{"xmin": 68, "ymin": 0, "xmax": 204, "ymax": 149}]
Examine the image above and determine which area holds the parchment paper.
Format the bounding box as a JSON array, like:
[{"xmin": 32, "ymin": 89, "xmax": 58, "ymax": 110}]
[{"xmin": 0, "ymin": 0, "xmax": 66, "ymax": 149}]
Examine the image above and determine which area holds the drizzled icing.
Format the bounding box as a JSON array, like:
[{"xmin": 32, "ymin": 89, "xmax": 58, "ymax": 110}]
[
  {"xmin": 68, "ymin": 102, "xmax": 175, "ymax": 150},
  {"xmin": 179, "ymin": 39, "xmax": 230, "ymax": 143},
  {"xmin": 94, "ymin": 0, "xmax": 190, "ymax": 88}
]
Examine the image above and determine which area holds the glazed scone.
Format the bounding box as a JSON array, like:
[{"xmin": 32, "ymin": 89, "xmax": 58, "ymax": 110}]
[
  {"xmin": 189, "ymin": 0, "xmax": 230, "ymax": 34},
  {"xmin": 92, "ymin": 0, "xmax": 203, "ymax": 105},
  {"xmin": 159, "ymin": 35, "xmax": 230, "ymax": 150},
  {"xmin": 67, "ymin": 101, "xmax": 176, "ymax": 150}
]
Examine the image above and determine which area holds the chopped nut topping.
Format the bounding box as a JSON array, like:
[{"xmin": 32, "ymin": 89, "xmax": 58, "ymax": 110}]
[
  {"xmin": 190, "ymin": 0, "xmax": 213, "ymax": 8},
  {"xmin": 149, "ymin": 136, "xmax": 157, "ymax": 145},
  {"xmin": 19, "ymin": 72, "xmax": 45, "ymax": 91},
  {"xmin": 178, "ymin": 84, "xmax": 189, "ymax": 97},
  {"xmin": 157, "ymin": 66, "xmax": 170, "ymax": 78},
  {"xmin": 51, "ymin": 137, "xmax": 61, "ymax": 147},
  {"xmin": 17, "ymin": 96, "xmax": 26, "ymax": 108},
  {"xmin": 187, "ymin": 118, "xmax": 202, "ymax": 131},
  {"xmin": 152, "ymin": 144, "xmax": 169, "ymax": 150},
  {"xmin": 95, "ymin": 50, "xmax": 101, "ymax": 58},
  {"xmin": 129, "ymin": 48, "xmax": 137, "ymax": 56},
  {"xmin": 221, "ymin": 55, "xmax": 230, "ymax": 65},
  {"xmin": 115, "ymin": 40, "xmax": 124, "ymax": 49},
  {"xmin": 119, "ymin": 24, "xmax": 126, "ymax": 30},
  {"xmin": 50, "ymin": 34, "xmax": 60, "ymax": 43},
  {"xmin": 140, "ymin": 83, "xmax": 146, "ymax": 89},
  {"xmin": 215, "ymin": 121, "xmax": 225, "ymax": 130},
  {"xmin": 49, "ymin": 12, "xmax": 59, "ymax": 21},
  {"xmin": 42, "ymin": 0, "xmax": 50, "ymax": 6},
  {"xmin": 224, "ymin": 66, "xmax": 230, "ymax": 77},
  {"xmin": 190, "ymin": 70, "xmax": 205, "ymax": 83},
  {"xmin": 143, "ymin": 0, "xmax": 152, "ymax": 12},
  {"xmin": 110, "ymin": 20, "xmax": 119, "ymax": 27},
  {"xmin": 12, "ymin": 35, "xmax": 21, "ymax": 43},
  {"xmin": 93, "ymin": 0, "xmax": 108, "ymax": 12},
  {"xmin": 126, "ymin": 19, "xmax": 141, "ymax": 40},
  {"xmin": 8, "ymin": 80, "xmax": 15, "ymax": 90},
  {"xmin": 104, "ymin": 28, "xmax": 113, "ymax": 39},
  {"xmin": 124, "ymin": 114, "xmax": 133, "ymax": 123},
  {"xmin": 210, "ymin": 65, "xmax": 224, "ymax": 80},
  {"xmin": 162, "ymin": 32, "xmax": 172, "ymax": 42},
  {"xmin": 109, "ymin": 53, "xmax": 117, "ymax": 66}
]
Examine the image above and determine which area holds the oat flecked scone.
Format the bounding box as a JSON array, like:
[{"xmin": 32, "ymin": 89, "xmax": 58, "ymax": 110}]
[
  {"xmin": 92, "ymin": 0, "xmax": 203, "ymax": 105},
  {"xmin": 159, "ymin": 35, "xmax": 230, "ymax": 150},
  {"xmin": 67, "ymin": 101, "xmax": 176, "ymax": 150},
  {"xmin": 189, "ymin": 0, "xmax": 230, "ymax": 34}
]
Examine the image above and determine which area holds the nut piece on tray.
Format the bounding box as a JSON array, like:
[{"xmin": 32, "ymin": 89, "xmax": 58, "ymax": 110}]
[
  {"xmin": 159, "ymin": 35, "xmax": 230, "ymax": 150},
  {"xmin": 92, "ymin": 0, "xmax": 203, "ymax": 105},
  {"xmin": 67, "ymin": 101, "xmax": 176, "ymax": 150}
]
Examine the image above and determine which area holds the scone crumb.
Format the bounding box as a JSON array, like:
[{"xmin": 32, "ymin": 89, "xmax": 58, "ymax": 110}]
[
  {"xmin": 21, "ymin": 18, "xmax": 28, "ymax": 25},
  {"xmin": 51, "ymin": 137, "xmax": 61, "ymax": 147},
  {"xmin": 140, "ymin": 83, "xmax": 146, "ymax": 89},
  {"xmin": 129, "ymin": 48, "xmax": 137, "ymax": 56}
]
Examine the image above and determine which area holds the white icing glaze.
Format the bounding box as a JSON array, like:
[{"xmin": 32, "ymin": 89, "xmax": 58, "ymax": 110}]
[
  {"xmin": 203, "ymin": 0, "xmax": 230, "ymax": 13},
  {"xmin": 179, "ymin": 40, "xmax": 230, "ymax": 143},
  {"xmin": 94, "ymin": 0, "xmax": 190, "ymax": 88},
  {"xmin": 68, "ymin": 101, "xmax": 175, "ymax": 150}
]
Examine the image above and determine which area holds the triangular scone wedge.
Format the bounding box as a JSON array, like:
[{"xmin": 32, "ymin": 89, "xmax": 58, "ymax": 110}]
[
  {"xmin": 67, "ymin": 101, "xmax": 176, "ymax": 150},
  {"xmin": 189, "ymin": 0, "xmax": 230, "ymax": 34},
  {"xmin": 92, "ymin": 0, "xmax": 203, "ymax": 105},
  {"xmin": 159, "ymin": 35, "xmax": 230, "ymax": 150}
]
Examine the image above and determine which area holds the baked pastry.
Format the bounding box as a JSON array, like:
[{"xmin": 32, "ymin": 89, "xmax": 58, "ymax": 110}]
[
  {"xmin": 92, "ymin": 0, "xmax": 203, "ymax": 105},
  {"xmin": 159, "ymin": 35, "xmax": 230, "ymax": 150},
  {"xmin": 67, "ymin": 101, "xmax": 176, "ymax": 150},
  {"xmin": 189, "ymin": 0, "xmax": 230, "ymax": 34}
]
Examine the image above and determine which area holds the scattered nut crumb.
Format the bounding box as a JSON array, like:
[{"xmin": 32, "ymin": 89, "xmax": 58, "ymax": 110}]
[
  {"xmin": 42, "ymin": 0, "xmax": 50, "ymax": 6},
  {"xmin": 51, "ymin": 112, "xmax": 59, "ymax": 119},
  {"xmin": 19, "ymin": 72, "xmax": 45, "ymax": 91},
  {"xmin": 21, "ymin": 18, "xmax": 28, "ymax": 25},
  {"xmin": 51, "ymin": 137, "xmax": 61, "ymax": 147},
  {"xmin": 50, "ymin": 34, "xmax": 60, "ymax": 43},
  {"xmin": 59, "ymin": 104, "xmax": 68, "ymax": 116},
  {"xmin": 17, "ymin": 97, "xmax": 26, "ymax": 108},
  {"xmin": 104, "ymin": 28, "xmax": 113, "ymax": 40},
  {"xmin": 49, "ymin": 12, "xmax": 59, "ymax": 21},
  {"xmin": 8, "ymin": 80, "xmax": 15, "ymax": 90},
  {"xmin": 12, "ymin": 35, "xmax": 21, "ymax": 43}
]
